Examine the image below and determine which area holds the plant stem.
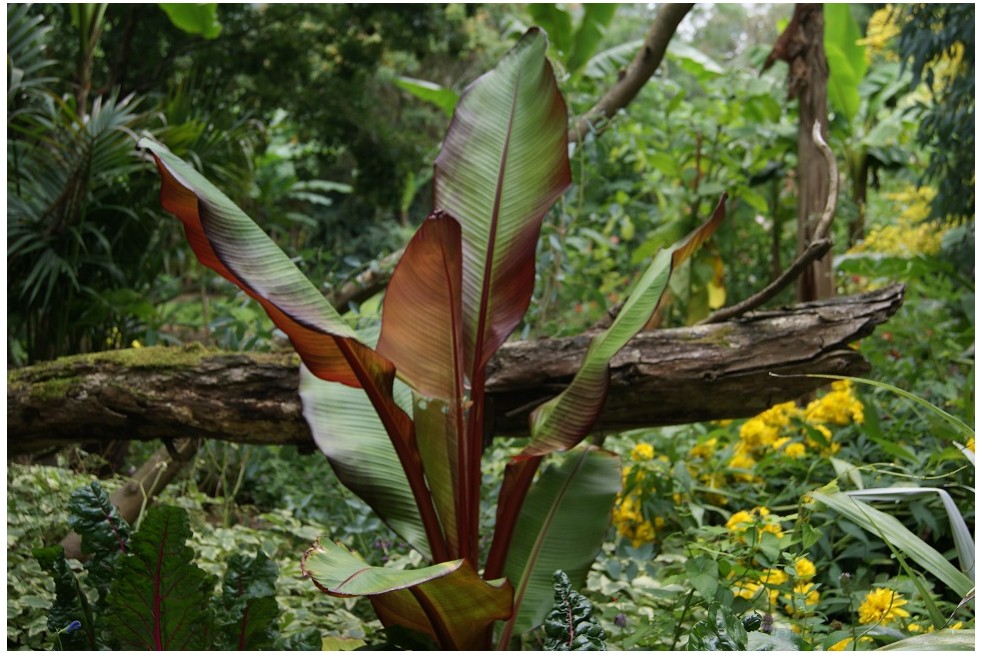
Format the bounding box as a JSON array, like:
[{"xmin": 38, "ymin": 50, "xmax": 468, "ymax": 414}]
[{"xmin": 670, "ymin": 588, "xmax": 697, "ymax": 650}]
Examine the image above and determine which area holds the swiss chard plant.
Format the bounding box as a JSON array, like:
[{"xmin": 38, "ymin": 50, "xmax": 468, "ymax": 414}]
[
  {"xmin": 139, "ymin": 28, "xmax": 725, "ymax": 649},
  {"xmin": 34, "ymin": 482, "xmax": 319, "ymax": 650}
]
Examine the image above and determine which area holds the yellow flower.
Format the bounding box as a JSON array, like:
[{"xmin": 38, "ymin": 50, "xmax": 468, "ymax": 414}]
[
  {"xmin": 726, "ymin": 510, "xmax": 754, "ymax": 531},
  {"xmin": 857, "ymin": 5, "xmax": 901, "ymax": 63},
  {"xmin": 689, "ymin": 437, "xmax": 717, "ymax": 460},
  {"xmin": 967, "ymin": 437, "xmax": 975, "ymax": 453},
  {"xmin": 761, "ymin": 568, "xmax": 789, "ymax": 587},
  {"xmin": 828, "ymin": 637, "xmax": 853, "ymax": 651},
  {"xmin": 793, "ymin": 557, "xmax": 816, "ymax": 580},
  {"xmin": 727, "ymin": 450, "xmax": 758, "ymax": 482},
  {"xmin": 858, "ymin": 588, "xmax": 910, "ymax": 625},
  {"xmin": 726, "ymin": 506, "xmax": 783, "ymax": 540},
  {"xmin": 631, "ymin": 442, "xmax": 655, "ymax": 461},
  {"xmin": 784, "ymin": 442, "xmax": 807, "ymax": 459},
  {"xmin": 739, "ymin": 417, "xmax": 779, "ymax": 450},
  {"xmin": 804, "ymin": 381, "xmax": 864, "ymax": 426},
  {"xmin": 733, "ymin": 580, "xmax": 762, "ymax": 601},
  {"xmin": 850, "ymin": 186, "xmax": 955, "ymax": 256}
]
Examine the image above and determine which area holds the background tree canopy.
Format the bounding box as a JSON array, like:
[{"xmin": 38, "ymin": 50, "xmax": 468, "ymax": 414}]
[{"xmin": 8, "ymin": 3, "xmax": 973, "ymax": 364}]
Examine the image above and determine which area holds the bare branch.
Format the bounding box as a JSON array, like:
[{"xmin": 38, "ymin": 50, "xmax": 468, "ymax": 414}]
[{"xmin": 568, "ymin": 3, "xmax": 694, "ymax": 144}]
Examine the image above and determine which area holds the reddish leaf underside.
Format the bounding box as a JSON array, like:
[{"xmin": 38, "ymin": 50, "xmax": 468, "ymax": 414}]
[
  {"xmin": 142, "ymin": 139, "xmax": 449, "ymax": 561},
  {"xmin": 377, "ymin": 211, "xmax": 464, "ymax": 403}
]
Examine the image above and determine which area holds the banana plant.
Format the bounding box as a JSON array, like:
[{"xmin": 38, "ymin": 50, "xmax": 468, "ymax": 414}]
[{"xmin": 140, "ymin": 28, "xmax": 725, "ymax": 650}]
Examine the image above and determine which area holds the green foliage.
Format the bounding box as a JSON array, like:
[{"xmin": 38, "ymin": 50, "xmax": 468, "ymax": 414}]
[
  {"xmin": 543, "ymin": 570, "xmax": 607, "ymax": 651},
  {"xmin": 106, "ymin": 505, "xmax": 216, "ymax": 650},
  {"xmin": 686, "ymin": 602, "xmax": 749, "ymax": 651},
  {"xmin": 894, "ymin": 4, "xmax": 975, "ymax": 222},
  {"xmin": 32, "ymin": 546, "xmax": 96, "ymax": 650},
  {"xmin": 824, "ymin": 5, "xmax": 868, "ymax": 123},
  {"xmin": 214, "ymin": 551, "xmax": 282, "ymax": 650},
  {"xmin": 141, "ymin": 25, "xmax": 729, "ymax": 649},
  {"xmin": 158, "ymin": 3, "xmax": 222, "ymax": 39},
  {"xmin": 26, "ymin": 480, "xmax": 323, "ymax": 651},
  {"xmin": 66, "ymin": 482, "xmax": 131, "ymax": 604}
]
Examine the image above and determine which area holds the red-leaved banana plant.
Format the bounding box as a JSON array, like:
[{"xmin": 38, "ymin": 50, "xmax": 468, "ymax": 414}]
[{"xmin": 140, "ymin": 27, "xmax": 725, "ymax": 650}]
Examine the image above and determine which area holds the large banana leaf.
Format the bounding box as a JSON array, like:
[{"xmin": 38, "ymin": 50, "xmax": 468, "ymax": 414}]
[
  {"xmin": 812, "ymin": 487, "xmax": 974, "ymax": 598},
  {"xmin": 299, "ymin": 367, "xmax": 432, "ymax": 560},
  {"xmin": 434, "ymin": 27, "xmax": 571, "ymax": 378},
  {"xmin": 499, "ymin": 447, "xmax": 621, "ymax": 645},
  {"xmin": 377, "ymin": 211, "xmax": 464, "ymax": 403},
  {"xmin": 824, "ymin": 4, "xmax": 867, "ymax": 124},
  {"xmin": 302, "ymin": 540, "xmax": 512, "ymax": 650},
  {"xmin": 141, "ymin": 138, "xmax": 447, "ymax": 560},
  {"xmin": 139, "ymin": 138, "xmax": 379, "ymax": 390},
  {"xmin": 375, "ymin": 212, "xmax": 468, "ymax": 557},
  {"xmin": 523, "ymin": 195, "xmax": 726, "ymax": 457}
]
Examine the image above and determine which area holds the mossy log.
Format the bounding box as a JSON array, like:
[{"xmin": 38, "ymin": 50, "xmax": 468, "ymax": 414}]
[{"xmin": 8, "ymin": 284, "xmax": 904, "ymax": 457}]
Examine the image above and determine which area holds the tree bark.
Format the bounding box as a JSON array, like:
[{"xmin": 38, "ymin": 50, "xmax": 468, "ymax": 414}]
[
  {"xmin": 9, "ymin": 285, "xmax": 903, "ymax": 456},
  {"xmin": 764, "ymin": 4, "xmax": 833, "ymax": 302}
]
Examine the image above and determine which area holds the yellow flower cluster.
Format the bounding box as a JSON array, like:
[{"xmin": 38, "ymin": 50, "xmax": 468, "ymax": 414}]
[
  {"xmin": 850, "ymin": 186, "xmax": 952, "ymax": 257},
  {"xmin": 829, "ymin": 636, "xmax": 874, "ymax": 651},
  {"xmin": 612, "ymin": 443, "xmax": 669, "ymax": 547},
  {"xmin": 724, "ymin": 381, "xmax": 864, "ymax": 478},
  {"xmin": 803, "ymin": 380, "xmax": 865, "ymax": 426},
  {"xmin": 725, "ymin": 506, "xmax": 784, "ymax": 542},
  {"xmin": 857, "ymin": 5, "xmax": 901, "ymax": 63},
  {"xmin": 858, "ymin": 588, "xmax": 910, "ymax": 625},
  {"xmin": 729, "ymin": 556, "xmax": 819, "ymax": 616},
  {"xmin": 612, "ymin": 493, "xmax": 666, "ymax": 547}
]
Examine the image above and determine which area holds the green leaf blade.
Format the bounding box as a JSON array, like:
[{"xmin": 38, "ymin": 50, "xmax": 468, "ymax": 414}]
[
  {"xmin": 299, "ymin": 367, "xmax": 432, "ymax": 560},
  {"xmin": 106, "ymin": 506, "xmax": 216, "ymax": 650},
  {"xmin": 434, "ymin": 28, "xmax": 571, "ymax": 376},
  {"xmin": 811, "ymin": 489, "xmax": 974, "ymax": 597},
  {"xmin": 377, "ymin": 212, "xmax": 464, "ymax": 402},
  {"xmin": 159, "ymin": 3, "xmax": 222, "ymax": 39},
  {"xmin": 217, "ymin": 551, "xmax": 280, "ymax": 651},
  {"xmin": 394, "ymin": 77, "xmax": 459, "ymax": 118},
  {"xmin": 502, "ymin": 447, "xmax": 621, "ymax": 640},
  {"xmin": 302, "ymin": 540, "xmax": 460, "ymax": 596},
  {"xmin": 33, "ymin": 546, "xmax": 95, "ymax": 650},
  {"xmin": 66, "ymin": 481, "xmax": 131, "ymax": 604},
  {"xmin": 824, "ymin": 4, "xmax": 867, "ymax": 123},
  {"xmin": 524, "ymin": 195, "xmax": 726, "ymax": 457}
]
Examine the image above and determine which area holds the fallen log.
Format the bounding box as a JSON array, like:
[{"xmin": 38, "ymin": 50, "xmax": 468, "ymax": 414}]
[{"xmin": 7, "ymin": 284, "xmax": 904, "ymax": 457}]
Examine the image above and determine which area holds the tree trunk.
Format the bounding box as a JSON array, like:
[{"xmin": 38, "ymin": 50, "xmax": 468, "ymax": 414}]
[
  {"xmin": 793, "ymin": 5, "xmax": 832, "ymax": 301},
  {"xmin": 8, "ymin": 285, "xmax": 904, "ymax": 456},
  {"xmin": 764, "ymin": 4, "xmax": 833, "ymax": 302}
]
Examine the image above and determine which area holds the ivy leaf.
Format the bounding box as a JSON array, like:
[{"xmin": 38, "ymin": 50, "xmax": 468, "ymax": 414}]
[
  {"xmin": 67, "ymin": 481, "xmax": 130, "ymax": 604},
  {"xmin": 216, "ymin": 551, "xmax": 280, "ymax": 650},
  {"xmin": 542, "ymin": 570, "xmax": 606, "ymax": 651},
  {"xmin": 106, "ymin": 505, "xmax": 216, "ymax": 650},
  {"xmin": 275, "ymin": 629, "xmax": 324, "ymax": 651},
  {"xmin": 33, "ymin": 546, "xmax": 95, "ymax": 650}
]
